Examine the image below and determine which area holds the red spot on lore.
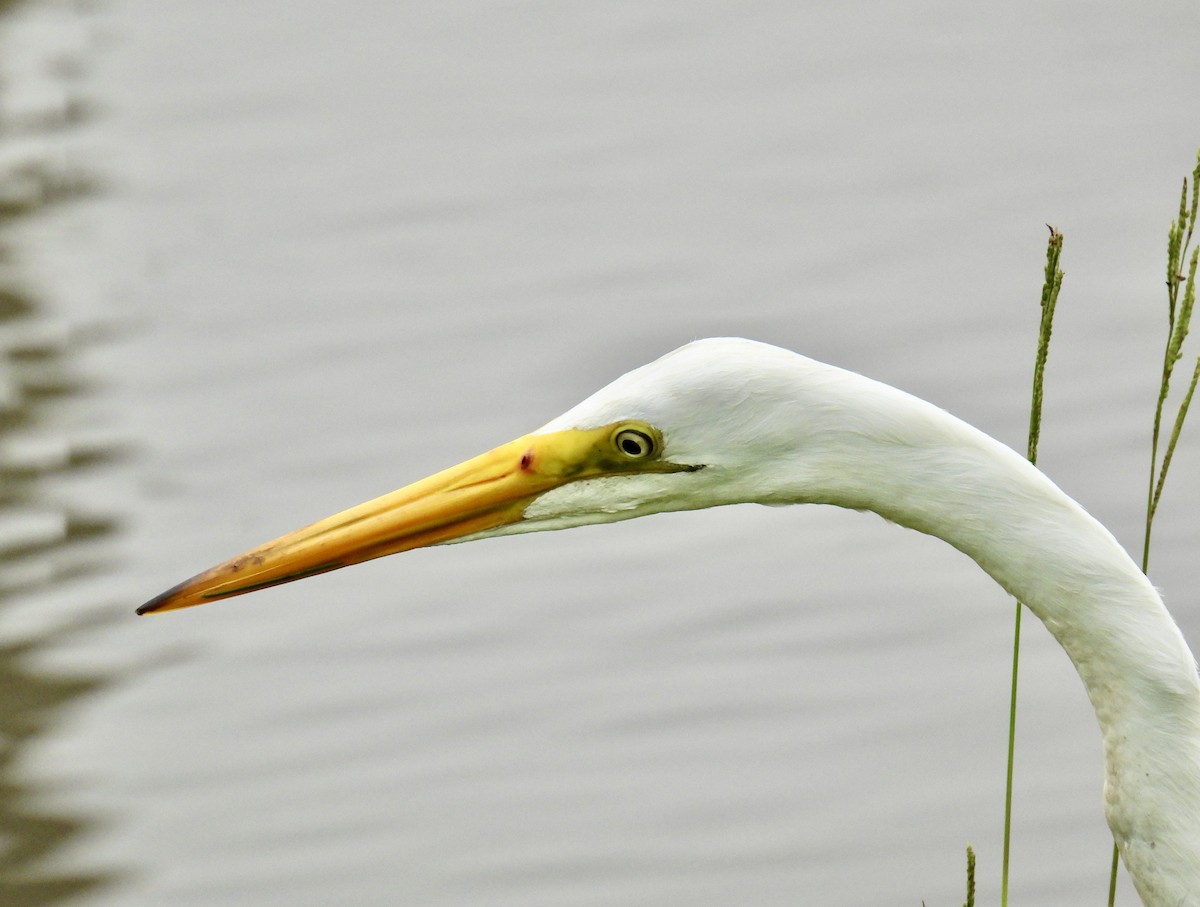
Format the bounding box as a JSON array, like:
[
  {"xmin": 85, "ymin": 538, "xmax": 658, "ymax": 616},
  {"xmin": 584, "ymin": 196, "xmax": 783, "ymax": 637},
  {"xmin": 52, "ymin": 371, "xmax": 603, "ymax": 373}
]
[{"xmin": 520, "ymin": 449, "xmax": 535, "ymax": 471}]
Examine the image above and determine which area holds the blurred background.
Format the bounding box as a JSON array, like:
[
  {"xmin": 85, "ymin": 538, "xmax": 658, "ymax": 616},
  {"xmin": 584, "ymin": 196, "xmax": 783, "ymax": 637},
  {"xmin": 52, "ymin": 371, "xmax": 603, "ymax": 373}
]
[{"xmin": 1, "ymin": 1, "xmax": 1198, "ymax": 905}]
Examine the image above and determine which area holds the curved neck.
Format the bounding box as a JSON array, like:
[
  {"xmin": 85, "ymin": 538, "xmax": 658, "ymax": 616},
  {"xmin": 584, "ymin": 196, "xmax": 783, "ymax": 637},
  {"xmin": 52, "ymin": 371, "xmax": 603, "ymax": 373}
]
[{"xmin": 816, "ymin": 389, "xmax": 1200, "ymax": 905}]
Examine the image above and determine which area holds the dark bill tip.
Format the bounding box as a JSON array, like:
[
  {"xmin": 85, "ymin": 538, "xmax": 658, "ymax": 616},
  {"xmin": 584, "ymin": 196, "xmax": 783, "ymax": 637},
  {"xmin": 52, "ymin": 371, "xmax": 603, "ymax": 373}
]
[{"xmin": 136, "ymin": 579, "xmax": 192, "ymax": 615}]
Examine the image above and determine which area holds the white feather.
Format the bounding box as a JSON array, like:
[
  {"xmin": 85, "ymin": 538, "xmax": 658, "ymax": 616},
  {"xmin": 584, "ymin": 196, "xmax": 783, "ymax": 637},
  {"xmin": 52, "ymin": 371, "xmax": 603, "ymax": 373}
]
[{"xmin": 507, "ymin": 337, "xmax": 1200, "ymax": 906}]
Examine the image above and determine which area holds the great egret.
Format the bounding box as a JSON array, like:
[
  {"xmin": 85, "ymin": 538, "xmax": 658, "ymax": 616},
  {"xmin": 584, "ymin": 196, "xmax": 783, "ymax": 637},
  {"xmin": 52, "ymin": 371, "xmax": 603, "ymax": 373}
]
[{"xmin": 140, "ymin": 337, "xmax": 1199, "ymax": 906}]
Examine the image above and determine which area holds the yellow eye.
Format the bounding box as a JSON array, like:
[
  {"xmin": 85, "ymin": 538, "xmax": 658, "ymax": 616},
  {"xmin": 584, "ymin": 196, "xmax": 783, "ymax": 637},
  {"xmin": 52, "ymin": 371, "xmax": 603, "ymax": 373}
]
[{"xmin": 612, "ymin": 426, "xmax": 656, "ymax": 460}]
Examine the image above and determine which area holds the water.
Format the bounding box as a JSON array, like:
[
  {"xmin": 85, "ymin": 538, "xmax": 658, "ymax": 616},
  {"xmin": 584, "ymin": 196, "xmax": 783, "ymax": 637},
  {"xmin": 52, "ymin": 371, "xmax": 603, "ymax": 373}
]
[{"xmin": 2, "ymin": 1, "xmax": 1198, "ymax": 904}]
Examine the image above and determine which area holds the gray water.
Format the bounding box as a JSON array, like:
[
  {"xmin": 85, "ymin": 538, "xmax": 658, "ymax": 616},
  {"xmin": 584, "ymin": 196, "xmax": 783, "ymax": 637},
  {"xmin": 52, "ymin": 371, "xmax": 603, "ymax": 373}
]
[{"xmin": 3, "ymin": 1, "xmax": 1199, "ymax": 905}]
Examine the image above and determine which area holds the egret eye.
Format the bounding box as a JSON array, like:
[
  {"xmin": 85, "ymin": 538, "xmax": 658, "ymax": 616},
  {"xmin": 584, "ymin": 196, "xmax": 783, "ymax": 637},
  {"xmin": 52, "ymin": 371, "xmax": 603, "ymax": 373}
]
[{"xmin": 612, "ymin": 426, "xmax": 656, "ymax": 460}]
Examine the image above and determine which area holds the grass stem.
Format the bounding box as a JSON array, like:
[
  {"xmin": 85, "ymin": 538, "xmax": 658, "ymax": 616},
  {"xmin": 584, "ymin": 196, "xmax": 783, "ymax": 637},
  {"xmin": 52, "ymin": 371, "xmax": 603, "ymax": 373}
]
[
  {"xmin": 963, "ymin": 845, "xmax": 976, "ymax": 907},
  {"xmin": 1002, "ymin": 225, "xmax": 1063, "ymax": 907},
  {"xmin": 1111, "ymin": 146, "xmax": 1200, "ymax": 907}
]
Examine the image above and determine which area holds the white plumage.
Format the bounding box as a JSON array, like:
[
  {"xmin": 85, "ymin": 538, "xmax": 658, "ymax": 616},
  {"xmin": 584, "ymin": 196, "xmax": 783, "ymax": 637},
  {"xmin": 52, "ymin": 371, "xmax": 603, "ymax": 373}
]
[{"xmin": 141, "ymin": 337, "xmax": 1200, "ymax": 905}]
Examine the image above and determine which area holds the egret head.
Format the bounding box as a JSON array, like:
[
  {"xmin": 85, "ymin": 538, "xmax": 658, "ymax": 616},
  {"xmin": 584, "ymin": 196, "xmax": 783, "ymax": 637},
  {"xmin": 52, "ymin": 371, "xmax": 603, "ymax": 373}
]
[{"xmin": 511, "ymin": 338, "xmax": 839, "ymax": 532}]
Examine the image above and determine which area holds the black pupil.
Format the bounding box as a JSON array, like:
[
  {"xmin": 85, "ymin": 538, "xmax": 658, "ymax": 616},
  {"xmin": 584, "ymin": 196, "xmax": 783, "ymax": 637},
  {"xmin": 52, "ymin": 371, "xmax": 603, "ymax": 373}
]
[{"xmin": 620, "ymin": 434, "xmax": 646, "ymax": 455}]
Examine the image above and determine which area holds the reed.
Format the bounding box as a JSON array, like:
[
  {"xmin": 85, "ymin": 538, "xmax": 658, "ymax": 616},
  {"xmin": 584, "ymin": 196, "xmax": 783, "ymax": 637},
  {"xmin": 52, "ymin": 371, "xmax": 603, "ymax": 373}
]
[
  {"xmin": 999, "ymin": 225, "xmax": 1064, "ymax": 907},
  {"xmin": 964, "ymin": 845, "xmax": 977, "ymax": 907},
  {"xmin": 994, "ymin": 148, "xmax": 1198, "ymax": 907},
  {"xmin": 1103, "ymin": 148, "xmax": 1200, "ymax": 907}
]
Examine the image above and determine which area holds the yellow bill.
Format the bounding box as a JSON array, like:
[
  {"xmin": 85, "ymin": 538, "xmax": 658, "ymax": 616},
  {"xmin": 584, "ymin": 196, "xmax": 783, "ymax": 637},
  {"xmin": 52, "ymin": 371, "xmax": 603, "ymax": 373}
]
[{"xmin": 138, "ymin": 421, "xmax": 694, "ymax": 614}]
